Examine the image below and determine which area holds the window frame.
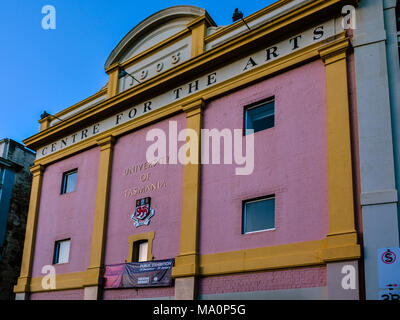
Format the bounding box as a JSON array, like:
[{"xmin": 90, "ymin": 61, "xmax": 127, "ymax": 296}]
[
  {"xmin": 127, "ymin": 231, "xmax": 155, "ymax": 263},
  {"xmin": 53, "ymin": 238, "xmax": 71, "ymax": 265},
  {"xmin": 242, "ymin": 195, "xmax": 276, "ymax": 235},
  {"xmin": 132, "ymin": 240, "xmax": 149, "ymax": 262},
  {"xmin": 61, "ymin": 169, "xmax": 78, "ymax": 194},
  {"xmin": 243, "ymin": 97, "xmax": 275, "ymax": 136}
]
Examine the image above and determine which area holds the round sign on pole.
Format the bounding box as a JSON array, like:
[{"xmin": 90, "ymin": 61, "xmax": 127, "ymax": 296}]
[
  {"xmin": 378, "ymin": 247, "xmax": 400, "ymax": 290},
  {"xmin": 381, "ymin": 249, "xmax": 397, "ymax": 265}
]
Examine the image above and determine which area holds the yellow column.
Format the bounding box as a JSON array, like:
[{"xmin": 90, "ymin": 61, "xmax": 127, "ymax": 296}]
[
  {"xmin": 187, "ymin": 14, "xmax": 215, "ymax": 58},
  {"xmin": 14, "ymin": 164, "xmax": 44, "ymax": 299},
  {"xmin": 172, "ymin": 99, "xmax": 204, "ymax": 300},
  {"xmin": 106, "ymin": 63, "xmax": 120, "ymax": 98},
  {"xmin": 319, "ymin": 36, "xmax": 359, "ymax": 260},
  {"xmin": 38, "ymin": 116, "xmax": 52, "ymax": 131},
  {"xmin": 84, "ymin": 135, "xmax": 115, "ymax": 299}
]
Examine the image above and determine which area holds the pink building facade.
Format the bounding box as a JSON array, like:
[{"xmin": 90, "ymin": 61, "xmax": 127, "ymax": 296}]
[{"xmin": 16, "ymin": 1, "xmax": 362, "ymax": 300}]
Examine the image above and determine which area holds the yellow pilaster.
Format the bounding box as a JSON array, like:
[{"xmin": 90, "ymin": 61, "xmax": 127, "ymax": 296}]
[
  {"xmin": 106, "ymin": 63, "xmax": 120, "ymax": 98},
  {"xmin": 14, "ymin": 164, "xmax": 44, "ymax": 295},
  {"xmin": 84, "ymin": 135, "xmax": 115, "ymax": 296},
  {"xmin": 38, "ymin": 116, "xmax": 52, "ymax": 131},
  {"xmin": 173, "ymin": 99, "xmax": 204, "ymax": 299},
  {"xmin": 319, "ymin": 36, "xmax": 358, "ymax": 258},
  {"xmin": 188, "ymin": 14, "xmax": 215, "ymax": 58}
]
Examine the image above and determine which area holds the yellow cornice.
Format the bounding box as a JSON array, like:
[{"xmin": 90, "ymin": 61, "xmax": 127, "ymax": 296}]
[
  {"xmin": 31, "ymin": 102, "xmax": 183, "ymax": 167},
  {"xmin": 23, "ymin": 0, "xmax": 355, "ymax": 150},
  {"xmin": 50, "ymin": 87, "xmax": 107, "ymax": 121},
  {"xmin": 186, "ymin": 12, "xmax": 216, "ymax": 30},
  {"xmin": 205, "ymin": 0, "xmax": 293, "ymax": 43},
  {"xmin": 28, "ymin": 35, "xmax": 346, "ymax": 167},
  {"xmin": 205, "ymin": 0, "xmax": 357, "ymax": 44}
]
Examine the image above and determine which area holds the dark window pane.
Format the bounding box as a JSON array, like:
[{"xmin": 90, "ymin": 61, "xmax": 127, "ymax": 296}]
[
  {"xmin": 132, "ymin": 240, "xmax": 148, "ymax": 262},
  {"xmin": 65, "ymin": 171, "xmax": 77, "ymax": 193},
  {"xmin": 243, "ymin": 197, "xmax": 275, "ymax": 233},
  {"xmin": 245, "ymin": 101, "xmax": 274, "ymax": 135},
  {"xmin": 53, "ymin": 242, "xmax": 60, "ymax": 264},
  {"xmin": 53, "ymin": 239, "xmax": 70, "ymax": 264},
  {"xmin": 61, "ymin": 170, "xmax": 77, "ymax": 194}
]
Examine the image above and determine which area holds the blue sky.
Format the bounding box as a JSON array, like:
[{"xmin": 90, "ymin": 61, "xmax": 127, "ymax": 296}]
[{"xmin": 1, "ymin": 0, "xmax": 274, "ymax": 147}]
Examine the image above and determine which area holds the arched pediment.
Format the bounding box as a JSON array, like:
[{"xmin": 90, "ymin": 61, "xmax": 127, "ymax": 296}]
[{"xmin": 105, "ymin": 5, "xmax": 207, "ymax": 69}]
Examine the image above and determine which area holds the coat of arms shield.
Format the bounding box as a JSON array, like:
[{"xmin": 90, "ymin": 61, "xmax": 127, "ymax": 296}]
[{"xmin": 131, "ymin": 197, "xmax": 155, "ymax": 227}]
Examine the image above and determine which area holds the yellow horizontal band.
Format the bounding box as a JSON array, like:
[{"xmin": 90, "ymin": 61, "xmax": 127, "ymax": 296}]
[{"xmin": 16, "ymin": 233, "xmax": 360, "ymax": 294}]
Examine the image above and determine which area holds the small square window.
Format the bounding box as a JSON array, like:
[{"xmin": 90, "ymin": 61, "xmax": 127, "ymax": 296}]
[
  {"xmin": 132, "ymin": 240, "xmax": 149, "ymax": 262},
  {"xmin": 128, "ymin": 232, "xmax": 154, "ymax": 263},
  {"xmin": 53, "ymin": 239, "xmax": 70, "ymax": 264},
  {"xmin": 244, "ymin": 100, "xmax": 275, "ymax": 135},
  {"xmin": 61, "ymin": 169, "xmax": 78, "ymax": 194},
  {"xmin": 242, "ymin": 196, "xmax": 275, "ymax": 234}
]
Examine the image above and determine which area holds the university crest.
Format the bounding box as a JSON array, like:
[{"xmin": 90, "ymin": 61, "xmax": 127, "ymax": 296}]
[{"xmin": 131, "ymin": 197, "xmax": 155, "ymax": 227}]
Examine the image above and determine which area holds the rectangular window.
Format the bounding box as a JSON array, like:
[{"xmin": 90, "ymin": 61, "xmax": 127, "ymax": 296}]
[
  {"xmin": 61, "ymin": 169, "xmax": 78, "ymax": 194},
  {"xmin": 242, "ymin": 196, "xmax": 275, "ymax": 234},
  {"xmin": 244, "ymin": 99, "xmax": 275, "ymax": 135},
  {"xmin": 53, "ymin": 239, "xmax": 70, "ymax": 264},
  {"xmin": 132, "ymin": 240, "xmax": 149, "ymax": 262}
]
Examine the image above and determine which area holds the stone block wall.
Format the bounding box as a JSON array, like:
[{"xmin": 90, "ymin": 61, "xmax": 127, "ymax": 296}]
[{"xmin": 0, "ymin": 139, "xmax": 35, "ymax": 299}]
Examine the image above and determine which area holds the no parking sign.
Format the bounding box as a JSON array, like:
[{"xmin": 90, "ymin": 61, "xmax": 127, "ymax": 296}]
[{"xmin": 377, "ymin": 247, "xmax": 400, "ymax": 290}]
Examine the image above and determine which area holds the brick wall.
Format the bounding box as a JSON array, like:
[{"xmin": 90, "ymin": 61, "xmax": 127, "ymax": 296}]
[{"xmin": 199, "ymin": 266, "xmax": 327, "ymax": 296}]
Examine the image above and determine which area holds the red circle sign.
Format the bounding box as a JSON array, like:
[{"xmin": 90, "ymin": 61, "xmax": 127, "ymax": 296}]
[{"xmin": 381, "ymin": 250, "xmax": 397, "ymax": 264}]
